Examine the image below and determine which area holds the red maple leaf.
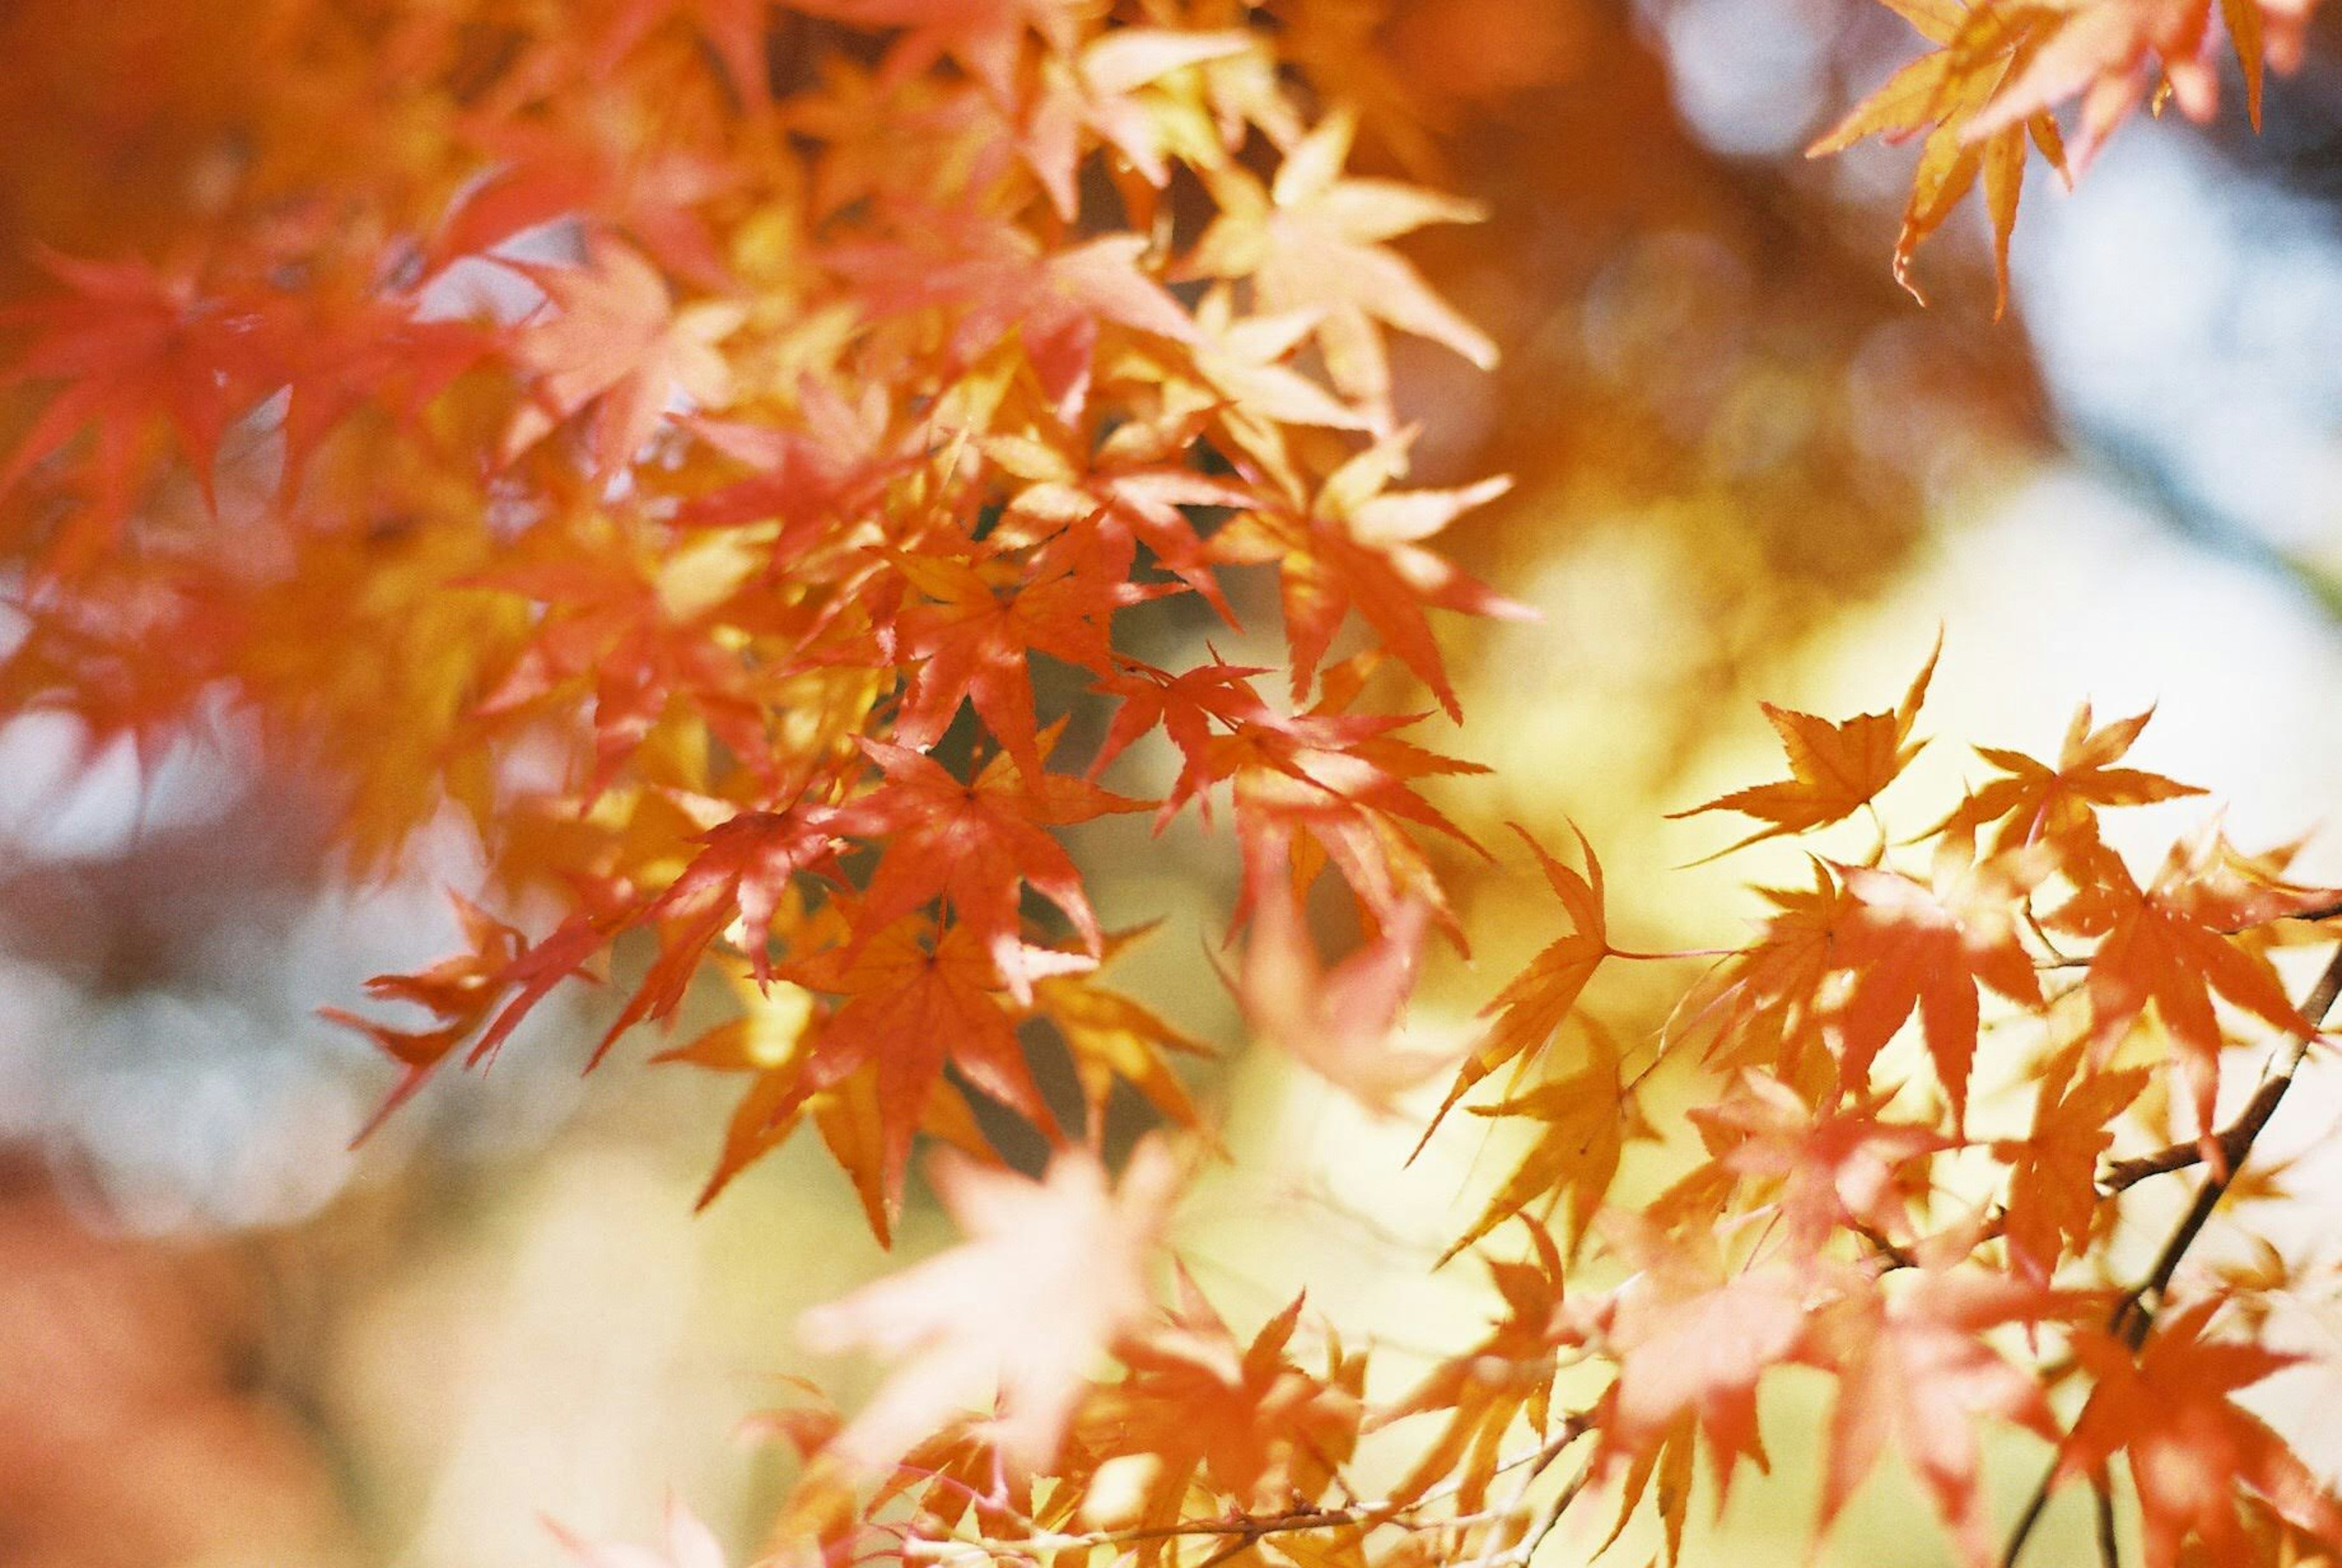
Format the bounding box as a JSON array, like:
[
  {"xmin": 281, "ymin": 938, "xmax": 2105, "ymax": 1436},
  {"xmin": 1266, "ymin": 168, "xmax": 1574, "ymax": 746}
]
[
  {"xmin": 831, "ymin": 736, "xmax": 1148, "ymax": 1000},
  {"xmin": 885, "ymin": 544, "xmax": 1123, "ymax": 772},
  {"xmin": 2058, "ymin": 1300, "xmax": 2342, "ymax": 1568},
  {"xmin": 0, "ymin": 253, "xmax": 273, "ymax": 572}
]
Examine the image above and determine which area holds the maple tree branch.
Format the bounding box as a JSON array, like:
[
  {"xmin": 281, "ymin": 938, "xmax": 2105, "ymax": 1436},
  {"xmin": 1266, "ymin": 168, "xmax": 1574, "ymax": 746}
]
[
  {"xmin": 901, "ymin": 1422, "xmax": 1594, "ymax": 1566},
  {"xmin": 1484, "ymin": 1449, "xmax": 1595, "ymax": 1568},
  {"xmin": 2097, "ymin": 1070, "xmax": 2295, "ymax": 1195},
  {"xmin": 2093, "ymin": 1477, "xmax": 2120, "ymax": 1568},
  {"xmin": 2116, "ymin": 942, "xmax": 2342, "ymax": 1348},
  {"xmin": 1850, "ymin": 1220, "xmax": 1918, "ymax": 1272},
  {"xmin": 2000, "ymin": 940, "xmax": 2342, "ymax": 1568}
]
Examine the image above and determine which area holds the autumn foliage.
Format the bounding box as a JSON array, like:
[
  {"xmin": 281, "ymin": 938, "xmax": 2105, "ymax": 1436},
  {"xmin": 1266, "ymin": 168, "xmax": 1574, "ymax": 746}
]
[{"xmin": 2, "ymin": 1, "xmax": 2340, "ymax": 1567}]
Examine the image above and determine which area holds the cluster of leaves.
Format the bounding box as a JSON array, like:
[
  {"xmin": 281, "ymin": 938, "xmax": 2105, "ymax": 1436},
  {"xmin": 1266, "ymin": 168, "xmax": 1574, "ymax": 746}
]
[
  {"xmin": 1815, "ymin": 0, "xmax": 2323, "ymax": 309},
  {"xmin": 6, "ymin": 3, "xmax": 2342, "ymax": 1568},
  {"xmin": 700, "ymin": 659, "xmax": 2342, "ymax": 1568},
  {"xmin": 0, "ymin": 0, "xmax": 1519, "ymax": 1238}
]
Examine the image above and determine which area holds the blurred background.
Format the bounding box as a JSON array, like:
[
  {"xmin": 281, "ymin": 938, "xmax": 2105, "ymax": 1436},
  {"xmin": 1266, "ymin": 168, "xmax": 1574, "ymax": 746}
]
[{"xmin": 4, "ymin": 1, "xmax": 2342, "ymax": 1564}]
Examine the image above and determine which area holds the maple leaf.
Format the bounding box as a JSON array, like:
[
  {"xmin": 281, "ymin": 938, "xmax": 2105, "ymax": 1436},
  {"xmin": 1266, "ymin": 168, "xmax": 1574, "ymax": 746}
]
[
  {"xmin": 655, "ymin": 962, "xmax": 995, "ymax": 1233},
  {"xmin": 1803, "ymin": 1267, "xmax": 2063, "ymax": 1567},
  {"xmin": 1671, "ymin": 636, "xmax": 1940, "ymax": 858},
  {"xmin": 1992, "ymin": 1042, "xmax": 2150, "ymax": 1281},
  {"xmin": 1380, "ymin": 1220, "xmax": 1577, "ymax": 1509},
  {"xmin": 798, "ymin": 1139, "xmax": 1183, "ymax": 1472},
  {"xmin": 590, "ymin": 800, "xmax": 847, "ymax": 1056},
  {"xmin": 431, "ymin": 113, "xmax": 739, "ymax": 287},
  {"xmin": 1830, "ymin": 847, "xmax": 2045, "ymax": 1128},
  {"xmin": 985, "ymin": 430, "xmax": 1256, "ymax": 618},
  {"xmin": 1020, "ymin": 29, "xmax": 1254, "ymax": 221},
  {"xmin": 1674, "ymin": 861, "xmax": 1853, "ymax": 1094},
  {"xmin": 828, "ymin": 210, "xmax": 1197, "ymax": 421},
  {"xmin": 1585, "ymin": 1215, "xmax": 1810, "ymax": 1510},
  {"xmin": 2058, "ymin": 1300, "xmax": 2342, "ymax": 1568},
  {"xmin": 587, "ymin": 0, "xmax": 779, "ymax": 112},
  {"xmin": 1689, "ymin": 1072, "xmax": 1949, "ymax": 1254},
  {"xmin": 471, "ymin": 544, "xmax": 802, "ymax": 795},
  {"xmin": 2047, "ymin": 829, "xmax": 2336, "ymax": 1144},
  {"xmin": 1086, "ymin": 1270, "xmax": 1366, "ymax": 1516},
  {"xmin": 1940, "ymin": 703, "xmax": 2204, "ymax": 862},
  {"xmin": 0, "ymin": 253, "xmax": 272, "ymax": 573},
  {"xmin": 1420, "ymin": 825, "xmax": 1614, "ymax": 1148},
  {"xmin": 1183, "ymin": 287, "xmax": 1378, "ymax": 478},
  {"xmin": 831, "ymin": 736, "xmax": 1148, "ymax": 1002},
  {"xmin": 1216, "ymin": 694, "xmax": 1489, "ymax": 942},
  {"xmin": 1028, "ymin": 926, "xmax": 1211, "ymax": 1134},
  {"xmin": 321, "ymin": 892, "xmax": 527, "ymax": 1140},
  {"xmin": 1960, "ymin": 0, "xmax": 2286, "ymax": 170},
  {"xmin": 1211, "ymin": 432, "xmax": 1526, "ymax": 720},
  {"xmin": 500, "ymin": 238, "xmax": 744, "ymax": 479},
  {"xmin": 884, "ymin": 545, "xmax": 1123, "ymax": 773},
  {"xmin": 1089, "ymin": 655, "xmax": 1276, "ymax": 819},
  {"xmin": 1184, "ymin": 107, "xmax": 1495, "ymax": 409},
  {"xmin": 674, "ymin": 379, "xmax": 911, "ymax": 557},
  {"xmin": 1806, "ymin": 3, "xmax": 2069, "ymax": 311},
  {"xmin": 795, "ymin": 0, "xmax": 1090, "ymax": 100},
  {"xmin": 780, "ymin": 911, "xmax": 1056, "ymax": 1219},
  {"xmin": 1442, "ymin": 1021, "xmax": 1649, "ymax": 1262},
  {"xmin": 1231, "ymin": 832, "xmax": 1453, "ymax": 1118}
]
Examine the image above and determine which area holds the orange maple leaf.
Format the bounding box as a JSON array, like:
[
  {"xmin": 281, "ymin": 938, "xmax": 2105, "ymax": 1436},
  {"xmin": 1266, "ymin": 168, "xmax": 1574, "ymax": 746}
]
[
  {"xmin": 1671, "ymin": 636, "xmax": 1939, "ymax": 859},
  {"xmin": 797, "ymin": 0, "xmax": 1091, "ymax": 100},
  {"xmin": 1442, "ymin": 1020, "xmax": 1647, "ymax": 1260},
  {"xmin": 779, "ymin": 912, "xmax": 1058, "ymax": 1219},
  {"xmin": 1381, "ymin": 1220, "xmax": 1575, "ymax": 1508},
  {"xmin": 1420, "ymin": 824, "xmax": 1614, "ymax": 1149},
  {"xmin": 1691, "ymin": 1072, "xmax": 1949, "ymax": 1253},
  {"xmin": 1019, "ymin": 29, "xmax": 1253, "ymax": 220},
  {"xmin": 0, "ymin": 253, "xmax": 273, "ymax": 573},
  {"xmin": 1210, "ymin": 432, "xmax": 1525, "ymax": 720},
  {"xmin": 1087, "ymin": 1272, "xmax": 1365, "ymax": 1516},
  {"xmin": 886, "ymin": 546, "xmax": 1122, "ymax": 773},
  {"xmin": 1805, "ymin": 4, "xmax": 2068, "ymax": 312},
  {"xmin": 1991, "ymin": 1042, "xmax": 2150, "ymax": 1281},
  {"xmin": 2058, "ymin": 1300, "xmax": 2342, "ymax": 1568},
  {"xmin": 654, "ymin": 962, "xmax": 994, "ymax": 1233},
  {"xmin": 1940, "ymin": 703, "xmax": 2204, "ymax": 862},
  {"xmin": 2048, "ymin": 830, "xmax": 2335, "ymax": 1144},
  {"xmin": 832, "ymin": 736, "xmax": 1148, "ymax": 1001},
  {"xmin": 1804, "ymin": 1267, "xmax": 2063, "ymax": 1567},
  {"xmin": 828, "ymin": 210, "xmax": 1197, "ymax": 420},
  {"xmin": 1831, "ymin": 849, "xmax": 2044, "ymax": 1129},
  {"xmin": 1586, "ymin": 1215, "xmax": 1809, "ymax": 1511},
  {"xmin": 1184, "ymin": 106, "xmax": 1495, "ymax": 409},
  {"xmin": 1028, "ymin": 925, "xmax": 1211, "ymax": 1135}
]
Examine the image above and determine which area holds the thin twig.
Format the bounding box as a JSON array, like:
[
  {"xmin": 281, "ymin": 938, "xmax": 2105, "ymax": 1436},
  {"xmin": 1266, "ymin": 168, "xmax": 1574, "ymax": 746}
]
[{"xmin": 904, "ymin": 1423, "xmax": 1592, "ymax": 1566}]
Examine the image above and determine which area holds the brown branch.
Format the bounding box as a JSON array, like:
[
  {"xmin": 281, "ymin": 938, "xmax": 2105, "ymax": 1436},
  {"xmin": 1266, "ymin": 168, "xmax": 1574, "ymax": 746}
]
[
  {"xmin": 2000, "ymin": 940, "xmax": 2342, "ymax": 1568},
  {"xmin": 905, "ymin": 1421, "xmax": 1594, "ymax": 1566},
  {"xmin": 2099, "ymin": 1070, "xmax": 2295, "ymax": 1195},
  {"xmin": 2093, "ymin": 1477, "xmax": 2120, "ymax": 1568}
]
